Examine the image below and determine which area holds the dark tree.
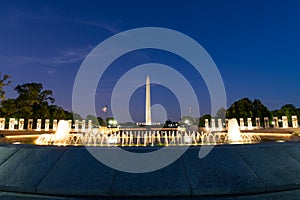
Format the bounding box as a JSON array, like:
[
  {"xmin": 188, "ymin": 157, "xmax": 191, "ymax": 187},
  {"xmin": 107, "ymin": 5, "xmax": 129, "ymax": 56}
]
[
  {"xmin": 272, "ymin": 104, "xmax": 299, "ymax": 126},
  {"xmin": 97, "ymin": 117, "xmax": 105, "ymax": 126},
  {"xmin": 226, "ymin": 98, "xmax": 270, "ymax": 126},
  {"xmin": 0, "ymin": 72, "xmax": 11, "ymax": 101},
  {"xmin": 216, "ymin": 107, "xmax": 226, "ymax": 119},
  {"xmin": 1, "ymin": 83, "xmax": 55, "ymax": 118},
  {"xmin": 163, "ymin": 119, "xmax": 178, "ymax": 128},
  {"xmin": 252, "ymin": 99, "xmax": 271, "ymax": 125},
  {"xmin": 226, "ymin": 98, "xmax": 253, "ymax": 119},
  {"xmin": 199, "ymin": 114, "xmax": 211, "ymax": 127}
]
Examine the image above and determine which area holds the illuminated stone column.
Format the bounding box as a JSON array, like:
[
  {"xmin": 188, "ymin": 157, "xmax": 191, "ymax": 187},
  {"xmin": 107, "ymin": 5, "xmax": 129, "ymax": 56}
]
[
  {"xmin": 82, "ymin": 120, "xmax": 86, "ymax": 131},
  {"xmin": 240, "ymin": 118, "xmax": 245, "ymax": 130},
  {"xmin": 45, "ymin": 119, "xmax": 50, "ymax": 131},
  {"xmin": 273, "ymin": 117, "xmax": 279, "ymax": 128},
  {"xmin": 292, "ymin": 115, "xmax": 298, "ymax": 128},
  {"xmin": 88, "ymin": 120, "xmax": 92, "ymax": 130},
  {"xmin": 53, "ymin": 119, "xmax": 57, "ymax": 131},
  {"xmin": 9, "ymin": 118, "xmax": 15, "ymax": 130},
  {"xmin": 282, "ymin": 116, "xmax": 288, "ymax": 128},
  {"xmin": 264, "ymin": 117, "xmax": 269, "ymax": 128},
  {"xmin": 75, "ymin": 120, "xmax": 79, "ymax": 132},
  {"xmin": 0, "ymin": 118, "xmax": 5, "ymax": 130},
  {"xmin": 19, "ymin": 118, "xmax": 24, "ymax": 130},
  {"xmin": 68, "ymin": 120, "xmax": 72, "ymax": 131},
  {"xmin": 225, "ymin": 119, "xmax": 228, "ymax": 130},
  {"xmin": 36, "ymin": 119, "xmax": 42, "ymax": 131},
  {"xmin": 255, "ymin": 117, "xmax": 260, "ymax": 129},
  {"xmin": 145, "ymin": 75, "xmax": 152, "ymax": 125},
  {"xmin": 205, "ymin": 119, "xmax": 209, "ymax": 129},
  {"xmin": 28, "ymin": 119, "xmax": 33, "ymax": 130},
  {"xmin": 211, "ymin": 119, "xmax": 216, "ymax": 130},
  {"xmin": 217, "ymin": 119, "xmax": 222, "ymax": 131},
  {"xmin": 247, "ymin": 118, "xmax": 252, "ymax": 130}
]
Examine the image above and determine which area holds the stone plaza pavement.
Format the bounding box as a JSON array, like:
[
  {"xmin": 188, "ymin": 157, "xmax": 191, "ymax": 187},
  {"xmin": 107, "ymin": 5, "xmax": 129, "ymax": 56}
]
[{"xmin": 0, "ymin": 142, "xmax": 299, "ymax": 199}]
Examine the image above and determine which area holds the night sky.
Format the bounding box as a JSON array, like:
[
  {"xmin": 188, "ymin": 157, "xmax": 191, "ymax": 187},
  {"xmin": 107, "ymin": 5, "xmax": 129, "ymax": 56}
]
[{"xmin": 1, "ymin": 0, "xmax": 300, "ymax": 122}]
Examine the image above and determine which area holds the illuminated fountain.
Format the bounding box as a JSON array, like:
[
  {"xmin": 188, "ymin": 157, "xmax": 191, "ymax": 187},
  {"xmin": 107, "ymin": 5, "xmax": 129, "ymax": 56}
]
[
  {"xmin": 227, "ymin": 118, "xmax": 243, "ymax": 142},
  {"xmin": 36, "ymin": 120, "xmax": 82, "ymax": 145},
  {"xmin": 199, "ymin": 118, "xmax": 261, "ymax": 144},
  {"xmin": 36, "ymin": 118, "xmax": 261, "ymax": 146},
  {"xmin": 54, "ymin": 120, "xmax": 69, "ymax": 141}
]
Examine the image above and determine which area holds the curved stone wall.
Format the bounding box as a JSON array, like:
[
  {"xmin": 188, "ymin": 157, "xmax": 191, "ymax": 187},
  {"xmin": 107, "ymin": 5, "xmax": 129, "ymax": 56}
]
[{"xmin": 0, "ymin": 142, "xmax": 299, "ymax": 199}]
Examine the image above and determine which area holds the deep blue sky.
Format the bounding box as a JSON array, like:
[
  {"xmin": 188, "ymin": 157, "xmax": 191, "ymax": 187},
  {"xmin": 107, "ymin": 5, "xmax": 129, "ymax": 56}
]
[{"xmin": 0, "ymin": 0, "xmax": 300, "ymax": 122}]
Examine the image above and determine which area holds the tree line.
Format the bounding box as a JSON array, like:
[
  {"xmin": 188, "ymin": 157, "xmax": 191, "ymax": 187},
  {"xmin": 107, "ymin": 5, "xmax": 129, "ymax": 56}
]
[
  {"xmin": 1, "ymin": 73, "xmax": 299, "ymax": 127},
  {"xmin": 0, "ymin": 82, "xmax": 74, "ymax": 127},
  {"xmin": 198, "ymin": 98, "xmax": 300, "ymax": 127},
  {"xmin": 0, "ymin": 73, "xmax": 74, "ymax": 127},
  {"xmin": 0, "ymin": 73, "xmax": 108, "ymax": 127}
]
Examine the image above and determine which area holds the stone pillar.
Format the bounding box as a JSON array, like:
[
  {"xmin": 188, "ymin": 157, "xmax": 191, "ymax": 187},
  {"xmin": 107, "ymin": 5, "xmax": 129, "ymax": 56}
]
[
  {"xmin": 28, "ymin": 119, "xmax": 33, "ymax": 130},
  {"xmin": 82, "ymin": 120, "xmax": 86, "ymax": 131},
  {"xmin": 36, "ymin": 119, "xmax": 42, "ymax": 131},
  {"xmin": 264, "ymin": 117, "xmax": 269, "ymax": 128},
  {"xmin": 88, "ymin": 120, "xmax": 92, "ymax": 130},
  {"xmin": 211, "ymin": 119, "xmax": 216, "ymax": 130},
  {"xmin": 0, "ymin": 118, "xmax": 5, "ymax": 130},
  {"xmin": 205, "ymin": 119, "xmax": 209, "ymax": 129},
  {"xmin": 255, "ymin": 118, "xmax": 260, "ymax": 129},
  {"xmin": 18, "ymin": 118, "xmax": 24, "ymax": 130},
  {"xmin": 75, "ymin": 120, "xmax": 79, "ymax": 132},
  {"xmin": 273, "ymin": 117, "xmax": 279, "ymax": 128},
  {"xmin": 247, "ymin": 118, "xmax": 252, "ymax": 130},
  {"xmin": 68, "ymin": 120, "xmax": 72, "ymax": 131},
  {"xmin": 9, "ymin": 118, "xmax": 15, "ymax": 130},
  {"xmin": 239, "ymin": 118, "xmax": 245, "ymax": 130},
  {"xmin": 282, "ymin": 116, "xmax": 288, "ymax": 128},
  {"xmin": 292, "ymin": 115, "xmax": 298, "ymax": 128},
  {"xmin": 217, "ymin": 119, "xmax": 222, "ymax": 131},
  {"xmin": 45, "ymin": 119, "xmax": 50, "ymax": 131},
  {"xmin": 53, "ymin": 119, "xmax": 58, "ymax": 131}
]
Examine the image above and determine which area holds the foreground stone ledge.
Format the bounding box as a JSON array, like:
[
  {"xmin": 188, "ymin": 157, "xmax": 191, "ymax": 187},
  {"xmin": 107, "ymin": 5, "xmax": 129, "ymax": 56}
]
[{"xmin": 0, "ymin": 142, "xmax": 298, "ymax": 199}]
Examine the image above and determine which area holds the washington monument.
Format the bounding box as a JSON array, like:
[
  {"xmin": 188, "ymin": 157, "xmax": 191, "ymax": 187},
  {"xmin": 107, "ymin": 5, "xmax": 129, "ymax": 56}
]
[{"xmin": 145, "ymin": 75, "xmax": 152, "ymax": 125}]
